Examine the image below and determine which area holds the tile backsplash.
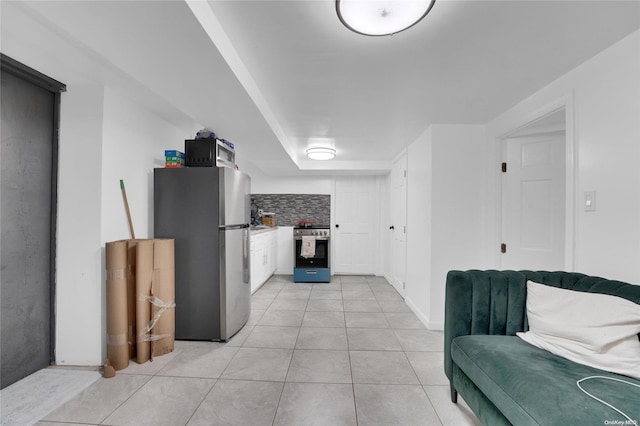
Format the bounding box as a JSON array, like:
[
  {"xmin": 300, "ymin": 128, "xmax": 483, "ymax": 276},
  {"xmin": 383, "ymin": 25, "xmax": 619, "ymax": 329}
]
[{"xmin": 251, "ymin": 194, "xmax": 330, "ymax": 227}]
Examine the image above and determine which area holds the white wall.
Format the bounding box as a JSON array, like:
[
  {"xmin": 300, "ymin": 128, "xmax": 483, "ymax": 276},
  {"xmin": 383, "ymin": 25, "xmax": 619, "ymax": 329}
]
[
  {"xmin": 406, "ymin": 127, "xmax": 432, "ymax": 325},
  {"xmin": 56, "ymin": 86, "xmax": 105, "ymax": 366},
  {"xmin": 101, "ymin": 88, "xmax": 192, "ymax": 242},
  {"xmin": 486, "ymin": 29, "xmax": 640, "ymax": 284},
  {"xmin": 429, "ymin": 125, "xmax": 488, "ymax": 328},
  {"xmin": 250, "ymin": 168, "xmax": 334, "ymax": 195},
  {"xmin": 403, "ymin": 125, "xmax": 487, "ymax": 330},
  {"xmin": 55, "ymin": 87, "xmax": 197, "ymax": 366}
]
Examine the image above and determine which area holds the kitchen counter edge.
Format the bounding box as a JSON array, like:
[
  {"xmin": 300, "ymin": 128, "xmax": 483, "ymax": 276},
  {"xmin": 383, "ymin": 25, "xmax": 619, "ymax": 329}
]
[{"xmin": 250, "ymin": 226, "xmax": 278, "ymax": 235}]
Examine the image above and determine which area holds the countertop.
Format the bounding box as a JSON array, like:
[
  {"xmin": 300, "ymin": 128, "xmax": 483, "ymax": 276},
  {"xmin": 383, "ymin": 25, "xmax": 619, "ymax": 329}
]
[{"xmin": 250, "ymin": 226, "xmax": 278, "ymax": 235}]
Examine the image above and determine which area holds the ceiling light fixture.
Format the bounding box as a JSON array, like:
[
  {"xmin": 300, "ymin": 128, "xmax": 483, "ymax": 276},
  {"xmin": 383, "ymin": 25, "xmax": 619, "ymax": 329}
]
[
  {"xmin": 306, "ymin": 147, "xmax": 336, "ymax": 161},
  {"xmin": 336, "ymin": 0, "xmax": 436, "ymax": 36}
]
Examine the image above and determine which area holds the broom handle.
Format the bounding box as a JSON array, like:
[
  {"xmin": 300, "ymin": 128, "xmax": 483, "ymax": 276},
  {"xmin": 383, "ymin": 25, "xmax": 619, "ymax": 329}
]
[{"xmin": 120, "ymin": 180, "xmax": 136, "ymax": 239}]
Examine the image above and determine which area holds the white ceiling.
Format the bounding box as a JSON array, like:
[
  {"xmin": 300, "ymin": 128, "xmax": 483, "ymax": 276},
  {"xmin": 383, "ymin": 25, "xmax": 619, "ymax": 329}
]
[{"xmin": 3, "ymin": 0, "xmax": 640, "ymax": 176}]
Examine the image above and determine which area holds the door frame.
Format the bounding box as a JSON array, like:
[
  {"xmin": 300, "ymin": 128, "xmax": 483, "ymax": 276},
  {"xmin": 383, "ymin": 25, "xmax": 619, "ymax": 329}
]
[
  {"xmin": 389, "ymin": 152, "xmax": 407, "ymax": 297},
  {"xmin": 494, "ymin": 94, "xmax": 577, "ymax": 271},
  {"xmin": 1, "ymin": 54, "xmax": 66, "ymax": 363}
]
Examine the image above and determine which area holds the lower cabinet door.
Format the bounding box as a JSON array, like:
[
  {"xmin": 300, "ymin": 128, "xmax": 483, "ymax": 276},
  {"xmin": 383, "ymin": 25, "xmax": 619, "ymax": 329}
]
[{"xmin": 250, "ymin": 231, "xmax": 277, "ymax": 293}]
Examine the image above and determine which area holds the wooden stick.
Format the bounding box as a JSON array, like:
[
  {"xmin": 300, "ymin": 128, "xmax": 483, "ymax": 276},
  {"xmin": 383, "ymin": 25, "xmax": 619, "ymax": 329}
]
[{"xmin": 120, "ymin": 179, "xmax": 136, "ymax": 239}]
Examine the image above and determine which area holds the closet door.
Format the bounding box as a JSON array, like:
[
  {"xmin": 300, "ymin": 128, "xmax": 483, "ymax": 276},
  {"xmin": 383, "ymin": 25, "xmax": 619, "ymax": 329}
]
[
  {"xmin": 334, "ymin": 176, "xmax": 376, "ymax": 274},
  {"xmin": 1, "ymin": 57, "xmax": 63, "ymax": 388},
  {"xmin": 502, "ymin": 131, "xmax": 566, "ymax": 271}
]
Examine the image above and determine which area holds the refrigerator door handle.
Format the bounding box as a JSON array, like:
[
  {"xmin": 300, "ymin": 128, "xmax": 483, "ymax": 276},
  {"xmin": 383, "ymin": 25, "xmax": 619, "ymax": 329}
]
[
  {"xmin": 242, "ymin": 228, "xmax": 250, "ymax": 284},
  {"xmin": 219, "ymin": 223, "xmax": 250, "ymax": 231}
]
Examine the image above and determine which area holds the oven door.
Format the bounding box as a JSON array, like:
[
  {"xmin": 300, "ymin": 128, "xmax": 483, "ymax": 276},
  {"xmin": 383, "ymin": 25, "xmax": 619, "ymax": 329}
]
[{"xmin": 295, "ymin": 238, "xmax": 329, "ymax": 268}]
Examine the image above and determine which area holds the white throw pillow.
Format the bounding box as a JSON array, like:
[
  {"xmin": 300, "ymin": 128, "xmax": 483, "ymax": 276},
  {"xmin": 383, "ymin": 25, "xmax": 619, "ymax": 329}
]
[{"xmin": 516, "ymin": 280, "xmax": 640, "ymax": 380}]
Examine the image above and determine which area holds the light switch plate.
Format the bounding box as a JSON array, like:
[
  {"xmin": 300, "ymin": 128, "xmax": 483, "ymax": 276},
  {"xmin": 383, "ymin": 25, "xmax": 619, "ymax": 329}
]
[{"xmin": 584, "ymin": 190, "xmax": 596, "ymax": 212}]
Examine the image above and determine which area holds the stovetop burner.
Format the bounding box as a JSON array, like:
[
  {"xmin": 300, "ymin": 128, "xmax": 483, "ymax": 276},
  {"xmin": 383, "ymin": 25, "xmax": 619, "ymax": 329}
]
[{"xmin": 294, "ymin": 223, "xmax": 330, "ymax": 229}]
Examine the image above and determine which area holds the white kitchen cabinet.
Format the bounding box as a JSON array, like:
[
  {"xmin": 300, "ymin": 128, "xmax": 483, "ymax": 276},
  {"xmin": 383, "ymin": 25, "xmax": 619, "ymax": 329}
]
[
  {"xmin": 250, "ymin": 229, "xmax": 277, "ymax": 293},
  {"xmin": 250, "ymin": 237, "xmax": 263, "ymax": 293},
  {"xmin": 268, "ymin": 232, "xmax": 277, "ymax": 275}
]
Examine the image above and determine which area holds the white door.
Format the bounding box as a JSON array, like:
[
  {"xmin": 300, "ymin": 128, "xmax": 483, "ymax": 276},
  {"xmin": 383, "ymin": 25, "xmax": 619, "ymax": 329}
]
[
  {"xmin": 390, "ymin": 154, "xmax": 407, "ymax": 296},
  {"xmin": 502, "ymin": 131, "xmax": 565, "ymax": 270},
  {"xmin": 334, "ymin": 176, "xmax": 376, "ymax": 274}
]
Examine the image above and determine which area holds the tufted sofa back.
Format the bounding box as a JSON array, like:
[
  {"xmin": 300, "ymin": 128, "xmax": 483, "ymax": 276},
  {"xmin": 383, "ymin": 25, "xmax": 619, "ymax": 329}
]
[{"xmin": 443, "ymin": 270, "xmax": 640, "ymax": 381}]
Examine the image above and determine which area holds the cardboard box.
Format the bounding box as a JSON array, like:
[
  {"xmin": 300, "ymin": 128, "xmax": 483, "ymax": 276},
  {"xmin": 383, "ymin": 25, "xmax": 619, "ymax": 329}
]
[
  {"xmin": 126, "ymin": 240, "xmax": 139, "ymax": 360},
  {"xmin": 105, "ymin": 238, "xmax": 175, "ymax": 370},
  {"xmin": 164, "ymin": 162, "xmax": 184, "ymax": 168},
  {"xmin": 165, "ymin": 156, "xmax": 185, "ymax": 163},
  {"xmin": 135, "ymin": 239, "xmax": 175, "ymax": 364},
  {"xmin": 105, "ymin": 240, "xmax": 130, "ymax": 371},
  {"xmin": 149, "ymin": 239, "xmax": 176, "ymax": 359},
  {"xmin": 164, "ymin": 150, "xmax": 184, "ymax": 158}
]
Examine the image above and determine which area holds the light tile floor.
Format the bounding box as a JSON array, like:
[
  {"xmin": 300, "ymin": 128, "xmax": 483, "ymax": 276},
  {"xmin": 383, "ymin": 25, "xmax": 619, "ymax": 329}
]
[{"xmin": 33, "ymin": 275, "xmax": 481, "ymax": 426}]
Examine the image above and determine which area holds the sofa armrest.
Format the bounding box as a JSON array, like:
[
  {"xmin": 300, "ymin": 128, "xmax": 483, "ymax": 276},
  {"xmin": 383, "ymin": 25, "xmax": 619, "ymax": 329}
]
[{"xmin": 444, "ymin": 270, "xmax": 528, "ymax": 381}]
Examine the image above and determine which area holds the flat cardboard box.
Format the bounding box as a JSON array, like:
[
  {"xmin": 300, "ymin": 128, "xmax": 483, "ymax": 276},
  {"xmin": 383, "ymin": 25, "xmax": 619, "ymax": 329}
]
[
  {"xmin": 149, "ymin": 239, "xmax": 175, "ymax": 358},
  {"xmin": 135, "ymin": 239, "xmax": 175, "ymax": 364},
  {"xmin": 105, "ymin": 238, "xmax": 175, "ymax": 369},
  {"xmin": 126, "ymin": 240, "xmax": 139, "ymax": 360},
  {"xmin": 105, "ymin": 240, "xmax": 130, "ymax": 371}
]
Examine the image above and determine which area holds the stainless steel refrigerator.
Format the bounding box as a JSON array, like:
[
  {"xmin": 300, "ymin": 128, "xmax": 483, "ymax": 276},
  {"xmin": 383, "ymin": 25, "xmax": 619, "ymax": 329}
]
[{"xmin": 154, "ymin": 167, "xmax": 251, "ymax": 341}]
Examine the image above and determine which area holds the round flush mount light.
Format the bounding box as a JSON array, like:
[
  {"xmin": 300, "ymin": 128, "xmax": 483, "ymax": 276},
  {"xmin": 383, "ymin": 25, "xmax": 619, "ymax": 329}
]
[
  {"xmin": 306, "ymin": 147, "xmax": 336, "ymax": 160},
  {"xmin": 336, "ymin": 0, "xmax": 436, "ymax": 36}
]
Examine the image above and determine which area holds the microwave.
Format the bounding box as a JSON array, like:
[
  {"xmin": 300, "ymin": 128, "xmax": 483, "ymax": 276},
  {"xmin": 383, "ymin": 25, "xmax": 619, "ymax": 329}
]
[{"xmin": 185, "ymin": 138, "xmax": 235, "ymax": 168}]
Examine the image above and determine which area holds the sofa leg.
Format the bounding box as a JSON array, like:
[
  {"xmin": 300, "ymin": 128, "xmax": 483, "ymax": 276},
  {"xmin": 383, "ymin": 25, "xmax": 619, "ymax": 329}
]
[{"xmin": 450, "ymin": 383, "xmax": 458, "ymax": 404}]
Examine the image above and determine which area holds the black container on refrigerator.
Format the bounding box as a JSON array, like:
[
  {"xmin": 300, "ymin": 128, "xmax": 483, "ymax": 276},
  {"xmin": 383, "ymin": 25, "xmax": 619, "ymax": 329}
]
[{"xmin": 185, "ymin": 138, "xmax": 235, "ymax": 168}]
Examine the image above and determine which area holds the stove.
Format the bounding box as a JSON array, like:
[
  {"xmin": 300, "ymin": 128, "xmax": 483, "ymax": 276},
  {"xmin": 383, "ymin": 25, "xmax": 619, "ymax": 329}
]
[{"xmin": 293, "ymin": 226, "xmax": 330, "ymax": 283}]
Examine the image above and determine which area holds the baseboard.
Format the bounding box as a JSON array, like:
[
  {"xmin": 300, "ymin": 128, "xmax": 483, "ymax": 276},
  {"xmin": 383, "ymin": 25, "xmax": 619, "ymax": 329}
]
[
  {"xmin": 404, "ymin": 297, "xmax": 444, "ymax": 331},
  {"xmin": 404, "ymin": 297, "xmax": 429, "ymax": 328},
  {"xmin": 426, "ymin": 320, "xmax": 444, "ymax": 331}
]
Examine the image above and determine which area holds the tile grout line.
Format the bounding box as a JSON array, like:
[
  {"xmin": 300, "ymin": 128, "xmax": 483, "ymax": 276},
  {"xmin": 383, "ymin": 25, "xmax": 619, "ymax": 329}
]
[
  {"xmin": 93, "ymin": 373, "xmax": 154, "ymax": 425},
  {"xmin": 345, "ymin": 305, "xmax": 360, "ymax": 426},
  {"xmin": 271, "ymin": 288, "xmax": 308, "ymax": 425},
  {"xmin": 421, "ymin": 385, "xmax": 446, "ymax": 426},
  {"xmin": 182, "ymin": 377, "xmax": 218, "ymax": 426}
]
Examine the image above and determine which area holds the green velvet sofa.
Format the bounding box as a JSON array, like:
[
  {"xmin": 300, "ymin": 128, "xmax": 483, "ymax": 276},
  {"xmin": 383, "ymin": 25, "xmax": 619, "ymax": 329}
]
[{"xmin": 444, "ymin": 270, "xmax": 640, "ymax": 426}]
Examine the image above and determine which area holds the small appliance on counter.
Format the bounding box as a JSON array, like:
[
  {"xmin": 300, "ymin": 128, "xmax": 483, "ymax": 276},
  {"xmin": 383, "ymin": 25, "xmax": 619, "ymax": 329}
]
[
  {"xmin": 293, "ymin": 225, "xmax": 330, "ymax": 283},
  {"xmin": 262, "ymin": 212, "xmax": 276, "ymax": 227}
]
